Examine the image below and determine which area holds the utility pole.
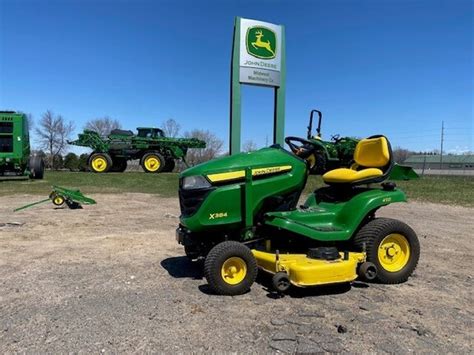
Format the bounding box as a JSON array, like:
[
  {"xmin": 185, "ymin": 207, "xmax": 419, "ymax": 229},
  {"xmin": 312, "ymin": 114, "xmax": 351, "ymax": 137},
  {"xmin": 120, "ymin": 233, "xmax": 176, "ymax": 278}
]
[{"xmin": 440, "ymin": 121, "xmax": 444, "ymax": 170}]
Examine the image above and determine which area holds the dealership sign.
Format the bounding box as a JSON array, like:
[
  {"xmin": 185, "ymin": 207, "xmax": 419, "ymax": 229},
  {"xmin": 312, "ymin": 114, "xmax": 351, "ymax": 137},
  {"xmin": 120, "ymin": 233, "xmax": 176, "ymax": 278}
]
[
  {"xmin": 230, "ymin": 17, "xmax": 286, "ymax": 155},
  {"xmin": 239, "ymin": 18, "xmax": 282, "ymax": 87}
]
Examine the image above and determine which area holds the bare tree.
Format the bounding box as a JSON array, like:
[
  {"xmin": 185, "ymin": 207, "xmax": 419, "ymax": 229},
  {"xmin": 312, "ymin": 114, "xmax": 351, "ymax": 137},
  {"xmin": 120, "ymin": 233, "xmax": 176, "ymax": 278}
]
[
  {"xmin": 85, "ymin": 117, "xmax": 121, "ymax": 136},
  {"xmin": 392, "ymin": 147, "xmax": 413, "ymax": 164},
  {"xmin": 184, "ymin": 129, "xmax": 223, "ymax": 166},
  {"xmin": 242, "ymin": 139, "xmax": 258, "ymax": 152},
  {"xmin": 35, "ymin": 110, "xmax": 75, "ymax": 169},
  {"xmin": 162, "ymin": 118, "xmax": 181, "ymax": 138}
]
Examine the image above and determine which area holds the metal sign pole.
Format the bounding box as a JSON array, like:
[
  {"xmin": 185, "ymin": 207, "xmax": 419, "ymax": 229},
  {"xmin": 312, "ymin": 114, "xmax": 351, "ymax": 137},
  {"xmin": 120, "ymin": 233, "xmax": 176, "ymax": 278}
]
[{"xmin": 230, "ymin": 17, "xmax": 242, "ymax": 156}]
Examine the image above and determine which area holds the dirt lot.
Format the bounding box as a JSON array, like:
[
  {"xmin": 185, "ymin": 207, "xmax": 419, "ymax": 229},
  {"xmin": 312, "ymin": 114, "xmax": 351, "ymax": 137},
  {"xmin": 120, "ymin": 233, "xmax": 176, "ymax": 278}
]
[{"xmin": 0, "ymin": 193, "xmax": 472, "ymax": 353}]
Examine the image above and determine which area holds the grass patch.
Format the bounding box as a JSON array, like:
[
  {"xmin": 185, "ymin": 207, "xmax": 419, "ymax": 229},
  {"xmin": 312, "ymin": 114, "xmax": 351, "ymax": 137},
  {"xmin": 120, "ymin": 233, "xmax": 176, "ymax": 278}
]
[
  {"xmin": 1, "ymin": 171, "xmax": 472, "ymax": 207},
  {"xmin": 304, "ymin": 175, "xmax": 474, "ymax": 207},
  {"xmin": 0, "ymin": 171, "xmax": 178, "ymax": 198}
]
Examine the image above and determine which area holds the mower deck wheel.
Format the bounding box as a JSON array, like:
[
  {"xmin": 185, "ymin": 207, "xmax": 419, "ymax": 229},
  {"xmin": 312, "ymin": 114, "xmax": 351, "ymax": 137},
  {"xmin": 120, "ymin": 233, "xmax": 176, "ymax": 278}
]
[
  {"xmin": 272, "ymin": 272, "xmax": 291, "ymax": 293},
  {"xmin": 204, "ymin": 241, "xmax": 257, "ymax": 296},
  {"xmin": 353, "ymin": 217, "xmax": 420, "ymax": 284}
]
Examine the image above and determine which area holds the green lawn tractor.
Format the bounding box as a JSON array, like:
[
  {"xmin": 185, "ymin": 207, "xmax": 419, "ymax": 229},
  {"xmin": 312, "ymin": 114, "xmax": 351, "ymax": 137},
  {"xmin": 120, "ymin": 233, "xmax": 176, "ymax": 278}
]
[
  {"xmin": 69, "ymin": 127, "xmax": 206, "ymax": 173},
  {"xmin": 176, "ymin": 135, "xmax": 420, "ymax": 295},
  {"xmin": 0, "ymin": 111, "xmax": 44, "ymax": 180}
]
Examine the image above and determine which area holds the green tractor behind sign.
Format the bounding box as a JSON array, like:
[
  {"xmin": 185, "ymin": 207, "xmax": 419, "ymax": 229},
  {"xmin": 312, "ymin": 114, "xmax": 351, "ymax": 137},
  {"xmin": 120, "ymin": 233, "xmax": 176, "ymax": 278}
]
[
  {"xmin": 304, "ymin": 109, "xmax": 359, "ymax": 174},
  {"xmin": 304, "ymin": 110, "xmax": 418, "ymax": 180},
  {"xmin": 0, "ymin": 111, "xmax": 44, "ymax": 180},
  {"xmin": 69, "ymin": 127, "xmax": 206, "ymax": 173}
]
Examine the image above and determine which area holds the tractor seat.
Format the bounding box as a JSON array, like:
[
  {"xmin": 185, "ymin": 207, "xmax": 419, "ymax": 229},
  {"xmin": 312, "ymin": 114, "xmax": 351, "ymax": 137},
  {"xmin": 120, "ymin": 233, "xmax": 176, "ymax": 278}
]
[{"xmin": 323, "ymin": 135, "xmax": 393, "ymax": 185}]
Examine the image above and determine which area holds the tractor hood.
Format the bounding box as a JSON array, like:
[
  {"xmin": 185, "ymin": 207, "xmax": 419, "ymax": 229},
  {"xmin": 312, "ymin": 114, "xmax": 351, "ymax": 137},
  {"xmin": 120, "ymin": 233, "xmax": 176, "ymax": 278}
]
[
  {"xmin": 180, "ymin": 145, "xmax": 306, "ymax": 182},
  {"xmin": 178, "ymin": 145, "xmax": 309, "ymax": 232}
]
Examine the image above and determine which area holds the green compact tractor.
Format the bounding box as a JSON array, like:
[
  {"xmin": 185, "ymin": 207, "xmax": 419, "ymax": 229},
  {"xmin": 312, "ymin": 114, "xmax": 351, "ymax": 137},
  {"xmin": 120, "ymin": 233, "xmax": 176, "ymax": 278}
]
[
  {"xmin": 69, "ymin": 127, "xmax": 206, "ymax": 173},
  {"xmin": 305, "ymin": 109, "xmax": 418, "ymax": 180},
  {"xmin": 305, "ymin": 109, "xmax": 358, "ymax": 174},
  {"xmin": 0, "ymin": 111, "xmax": 44, "ymax": 180},
  {"xmin": 176, "ymin": 134, "xmax": 420, "ymax": 295}
]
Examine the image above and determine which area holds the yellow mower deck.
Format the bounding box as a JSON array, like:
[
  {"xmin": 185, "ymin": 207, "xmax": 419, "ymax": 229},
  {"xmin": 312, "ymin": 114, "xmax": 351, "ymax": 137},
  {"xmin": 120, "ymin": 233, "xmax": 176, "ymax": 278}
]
[{"xmin": 252, "ymin": 250, "xmax": 366, "ymax": 287}]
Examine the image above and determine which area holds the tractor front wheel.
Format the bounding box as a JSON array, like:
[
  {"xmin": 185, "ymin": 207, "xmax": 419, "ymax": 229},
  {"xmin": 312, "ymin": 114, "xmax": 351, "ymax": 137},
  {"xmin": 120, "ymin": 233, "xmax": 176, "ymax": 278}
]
[
  {"xmin": 353, "ymin": 218, "xmax": 420, "ymax": 284},
  {"xmin": 89, "ymin": 153, "xmax": 112, "ymax": 173},
  {"xmin": 141, "ymin": 152, "xmax": 165, "ymax": 173},
  {"xmin": 204, "ymin": 241, "xmax": 257, "ymax": 296}
]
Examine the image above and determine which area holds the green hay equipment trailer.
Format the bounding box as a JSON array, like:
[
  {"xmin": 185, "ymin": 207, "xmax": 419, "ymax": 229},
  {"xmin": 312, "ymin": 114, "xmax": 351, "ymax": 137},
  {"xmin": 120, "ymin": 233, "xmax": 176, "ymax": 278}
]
[
  {"xmin": 0, "ymin": 111, "xmax": 44, "ymax": 180},
  {"xmin": 69, "ymin": 127, "xmax": 206, "ymax": 173}
]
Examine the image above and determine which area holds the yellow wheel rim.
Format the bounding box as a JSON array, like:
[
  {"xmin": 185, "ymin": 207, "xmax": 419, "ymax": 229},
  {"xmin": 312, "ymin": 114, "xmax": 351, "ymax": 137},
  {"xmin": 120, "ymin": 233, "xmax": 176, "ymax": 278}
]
[
  {"xmin": 53, "ymin": 196, "xmax": 64, "ymax": 205},
  {"xmin": 92, "ymin": 157, "xmax": 108, "ymax": 172},
  {"xmin": 378, "ymin": 233, "xmax": 411, "ymax": 272},
  {"xmin": 221, "ymin": 257, "xmax": 247, "ymax": 285},
  {"xmin": 144, "ymin": 156, "xmax": 160, "ymax": 172}
]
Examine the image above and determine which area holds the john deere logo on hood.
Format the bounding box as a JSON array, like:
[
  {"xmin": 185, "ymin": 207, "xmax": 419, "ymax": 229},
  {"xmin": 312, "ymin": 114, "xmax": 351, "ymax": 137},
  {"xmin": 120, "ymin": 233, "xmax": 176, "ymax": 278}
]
[{"xmin": 246, "ymin": 26, "xmax": 276, "ymax": 59}]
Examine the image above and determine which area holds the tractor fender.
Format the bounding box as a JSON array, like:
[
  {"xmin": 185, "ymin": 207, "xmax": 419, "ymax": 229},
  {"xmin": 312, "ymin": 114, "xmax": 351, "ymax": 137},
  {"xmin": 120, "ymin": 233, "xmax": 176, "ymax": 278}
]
[{"xmin": 335, "ymin": 188, "xmax": 407, "ymax": 241}]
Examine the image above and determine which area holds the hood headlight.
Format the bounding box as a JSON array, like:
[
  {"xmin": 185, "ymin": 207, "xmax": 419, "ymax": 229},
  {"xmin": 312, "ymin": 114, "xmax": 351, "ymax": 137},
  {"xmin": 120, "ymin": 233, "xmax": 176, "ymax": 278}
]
[{"xmin": 182, "ymin": 176, "xmax": 211, "ymax": 190}]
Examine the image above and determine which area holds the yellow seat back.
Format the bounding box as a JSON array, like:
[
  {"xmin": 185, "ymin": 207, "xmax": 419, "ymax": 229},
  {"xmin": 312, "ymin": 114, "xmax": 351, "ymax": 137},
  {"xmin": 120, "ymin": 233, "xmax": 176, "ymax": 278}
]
[{"xmin": 354, "ymin": 137, "xmax": 390, "ymax": 168}]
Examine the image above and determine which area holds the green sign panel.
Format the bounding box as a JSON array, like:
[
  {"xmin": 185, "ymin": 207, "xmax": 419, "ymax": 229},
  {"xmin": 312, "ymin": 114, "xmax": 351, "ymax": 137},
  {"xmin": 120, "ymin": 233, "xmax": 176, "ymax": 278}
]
[{"xmin": 246, "ymin": 26, "xmax": 277, "ymax": 59}]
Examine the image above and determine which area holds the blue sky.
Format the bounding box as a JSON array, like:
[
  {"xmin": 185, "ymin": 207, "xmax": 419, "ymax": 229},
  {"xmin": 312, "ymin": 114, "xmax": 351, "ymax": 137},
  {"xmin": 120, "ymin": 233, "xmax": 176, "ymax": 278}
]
[{"xmin": 1, "ymin": 0, "xmax": 472, "ymax": 154}]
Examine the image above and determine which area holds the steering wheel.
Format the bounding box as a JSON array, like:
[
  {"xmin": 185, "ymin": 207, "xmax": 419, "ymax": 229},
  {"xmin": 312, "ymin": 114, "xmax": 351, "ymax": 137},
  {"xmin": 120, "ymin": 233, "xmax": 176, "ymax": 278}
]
[
  {"xmin": 331, "ymin": 134, "xmax": 341, "ymax": 143},
  {"xmin": 285, "ymin": 136, "xmax": 317, "ymax": 159}
]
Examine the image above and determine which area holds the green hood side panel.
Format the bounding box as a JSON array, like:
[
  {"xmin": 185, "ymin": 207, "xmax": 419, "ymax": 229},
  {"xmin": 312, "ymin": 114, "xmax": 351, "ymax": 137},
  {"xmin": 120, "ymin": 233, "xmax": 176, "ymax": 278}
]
[
  {"xmin": 179, "ymin": 147, "xmax": 308, "ymax": 232},
  {"xmin": 264, "ymin": 188, "xmax": 407, "ymax": 242}
]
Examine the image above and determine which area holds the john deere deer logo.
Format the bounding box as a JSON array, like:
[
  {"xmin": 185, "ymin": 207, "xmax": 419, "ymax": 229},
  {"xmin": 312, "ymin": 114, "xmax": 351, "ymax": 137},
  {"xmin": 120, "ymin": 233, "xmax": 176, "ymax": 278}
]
[{"xmin": 246, "ymin": 26, "xmax": 276, "ymax": 59}]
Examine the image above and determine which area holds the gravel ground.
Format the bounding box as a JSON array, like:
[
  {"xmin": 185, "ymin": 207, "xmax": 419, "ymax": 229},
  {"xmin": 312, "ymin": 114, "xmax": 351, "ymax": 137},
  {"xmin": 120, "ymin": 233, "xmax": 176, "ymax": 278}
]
[{"xmin": 0, "ymin": 193, "xmax": 473, "ymax": 353}]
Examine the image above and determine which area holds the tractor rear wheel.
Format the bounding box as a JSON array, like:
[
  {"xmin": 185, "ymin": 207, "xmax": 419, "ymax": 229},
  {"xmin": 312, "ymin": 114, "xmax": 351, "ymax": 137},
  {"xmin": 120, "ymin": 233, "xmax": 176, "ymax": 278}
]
[
  {"xmin": 204, "ymin": 241, "xmax": 257, "ymax": 296},
  {"xmin": 111, "ymin": 158, "xmax": 127, "ymax": 172},
  {"xmin": 89, "ymin": 153, "xmax": 112, "ymax": 173},
  {"xmin": 163, "ymin": 159, "xmax": 175, "ymax": 172},
  {"xmin": 353, "ymin": 218, "xmax": 420, "ymax": 284},
  {"xmin": 28, "ymin": 155, "xmax": 44, "ymax": 179},
  {"xmin": 141, "ymin": 152, "xmax": 165, "ymax": 173}
]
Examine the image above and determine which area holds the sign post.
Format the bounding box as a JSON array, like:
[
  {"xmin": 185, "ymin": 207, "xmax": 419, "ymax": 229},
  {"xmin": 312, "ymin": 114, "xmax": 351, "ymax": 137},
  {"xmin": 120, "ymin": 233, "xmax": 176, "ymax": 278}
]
[{"xmin": 230, "ymin": 17, "xmax": 286, "ymax": 155}]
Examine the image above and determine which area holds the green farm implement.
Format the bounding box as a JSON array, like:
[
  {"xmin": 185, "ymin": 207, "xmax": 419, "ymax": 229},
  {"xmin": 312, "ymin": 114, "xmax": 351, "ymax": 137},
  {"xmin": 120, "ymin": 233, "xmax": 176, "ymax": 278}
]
[
  {"xmin": 69, "ymin": 127, "xmax": 206, "ymax": 174},
  {"xmin": 176, "ymin": 134, "xmax": 420, "ymax": 295},
  {"xmin": 14, "ymin": 186, "xmax": 96, "ymax": 212},
  {"xmin": 0, "ymin": 111, "xmax": 44, "ymax": 180}
]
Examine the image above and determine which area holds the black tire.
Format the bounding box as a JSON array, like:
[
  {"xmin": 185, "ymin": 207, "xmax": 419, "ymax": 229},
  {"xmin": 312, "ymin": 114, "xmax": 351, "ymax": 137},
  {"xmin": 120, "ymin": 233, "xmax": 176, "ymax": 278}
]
[
  {"xmin": 111, "ymin": 158, "xmax": 127, "ymax": 172},
  {"xmin": 353, "ymin": 218, "xmax": 420, "ymax": 284},
  {"xmin": 140, "ymin": 152, "xmax": 165, "ymax": 173},
  {"xmin": 28, "ymin": 155, "xmax": 44, "ymax": 179},
  {"xmin": 163, "ymin": 159, "xmax": 176, "ymax": 172},
  {"xmin": 272, "ymin": 272, "xmax": 291, "ymax": 293},
  {"xmin": 88, "ymin": 153, "xmax": 112, "ymax": 173},
  {"xmin": 204, "ymin": 241, "xmax": 258, "ymax": 296}
]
